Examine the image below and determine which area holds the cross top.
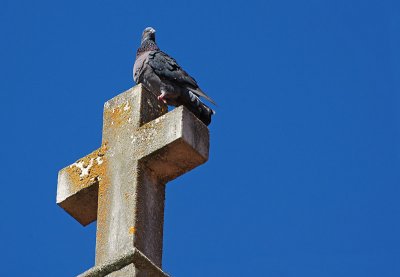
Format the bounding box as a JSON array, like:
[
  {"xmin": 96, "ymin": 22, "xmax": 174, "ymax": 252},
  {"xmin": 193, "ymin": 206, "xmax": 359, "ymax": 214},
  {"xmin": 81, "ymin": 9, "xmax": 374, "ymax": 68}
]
[{"xmin": 57, "ymin": 85, "xmax": 209, "ymax": 276}]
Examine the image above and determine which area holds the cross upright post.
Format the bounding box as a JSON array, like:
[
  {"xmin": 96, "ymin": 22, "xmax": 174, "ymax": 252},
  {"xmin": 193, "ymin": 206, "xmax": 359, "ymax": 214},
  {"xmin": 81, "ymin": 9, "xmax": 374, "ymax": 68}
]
[{"xmin": 57, "ymin": 84, "xmax": 210, "ymax": 276}]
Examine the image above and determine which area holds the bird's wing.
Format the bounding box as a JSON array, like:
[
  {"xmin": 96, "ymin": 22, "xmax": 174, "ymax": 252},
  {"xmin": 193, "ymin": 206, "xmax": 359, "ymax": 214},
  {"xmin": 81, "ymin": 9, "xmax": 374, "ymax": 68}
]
[
  {"xmin": 133, "ymin": 52, "xmax": 150, "ymax": 84},
  {"xmin": 147, "ymin": 51, "xmax": 216, "ymax": 105}
]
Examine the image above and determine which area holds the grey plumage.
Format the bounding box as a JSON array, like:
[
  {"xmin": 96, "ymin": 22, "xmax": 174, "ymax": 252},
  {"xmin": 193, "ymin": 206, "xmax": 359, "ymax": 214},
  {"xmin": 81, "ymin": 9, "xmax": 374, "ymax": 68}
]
[{"xmin": 133, "ymin": 27, "xmax": 215, "ymax": 126}]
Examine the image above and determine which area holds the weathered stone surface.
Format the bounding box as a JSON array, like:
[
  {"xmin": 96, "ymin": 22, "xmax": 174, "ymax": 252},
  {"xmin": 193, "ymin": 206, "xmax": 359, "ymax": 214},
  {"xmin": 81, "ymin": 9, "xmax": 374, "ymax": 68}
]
[
  {"xmin": 57, "ymin": 146, "xmax": 107, "ymax": 226},
  {"xmin": 77, "ymin": 248, "xmax": 169, "ymax": 277},
  {"xmin": 138, "ymin": 105, "xmax": 209, "ymax": 183},
  {"xmin": 56, "ymin": 84, "xmax": 210, "ymax": 276}
]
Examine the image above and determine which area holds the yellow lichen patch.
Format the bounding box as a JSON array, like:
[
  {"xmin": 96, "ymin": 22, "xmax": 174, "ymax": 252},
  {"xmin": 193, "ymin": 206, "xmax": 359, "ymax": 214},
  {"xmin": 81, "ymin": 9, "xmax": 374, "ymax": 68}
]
[
  {"xmin": 104, "ymin": 100, "xmax": 132, "ymax": 129},
  {"xmin": 64, "ymin": 142, "xmax": 109, "ymax": 194},
  {"xmin": 97, "ymin": 143, "xmax": 110, "ymax": 198},
  {"xmin": 95, "ymin": 141, "xmax": 113, "ymax": 261},
  {"xmin": 129, "ymin": 226, "xmax": 136, "ymax": 234}
]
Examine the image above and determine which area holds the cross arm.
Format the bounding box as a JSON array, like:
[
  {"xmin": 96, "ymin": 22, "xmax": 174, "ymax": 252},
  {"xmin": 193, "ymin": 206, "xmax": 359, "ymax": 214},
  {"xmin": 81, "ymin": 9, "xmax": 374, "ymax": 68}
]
[
  {"xmin": 56, "ymin": 144, "xmax": 108, "ymax": 226},
  {"xmin": 136, "ymin": 105, "xmax": 210, "ymax": 183}
]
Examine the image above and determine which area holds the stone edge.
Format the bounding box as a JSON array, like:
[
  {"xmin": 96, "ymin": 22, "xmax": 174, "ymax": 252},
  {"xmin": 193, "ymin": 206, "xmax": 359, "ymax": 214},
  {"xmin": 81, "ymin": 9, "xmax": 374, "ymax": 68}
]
[{"xmin": 77, "ymin": 247, "xmax": 170, "ymax": 277}]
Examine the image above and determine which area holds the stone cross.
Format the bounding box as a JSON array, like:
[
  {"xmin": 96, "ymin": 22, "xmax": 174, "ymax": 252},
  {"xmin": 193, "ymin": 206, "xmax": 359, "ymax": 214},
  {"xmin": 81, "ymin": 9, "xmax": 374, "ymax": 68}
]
[{"xmin": 57, "ymin": 85, "xmax": 209, "ymax": 276}]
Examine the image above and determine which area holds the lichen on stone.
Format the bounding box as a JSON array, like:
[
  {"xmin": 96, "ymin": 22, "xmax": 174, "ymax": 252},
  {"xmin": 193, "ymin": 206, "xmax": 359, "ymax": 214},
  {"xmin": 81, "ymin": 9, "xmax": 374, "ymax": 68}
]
[{"xmin": 64, "ymin": 142, "xmax": 109, "ymax": 193}]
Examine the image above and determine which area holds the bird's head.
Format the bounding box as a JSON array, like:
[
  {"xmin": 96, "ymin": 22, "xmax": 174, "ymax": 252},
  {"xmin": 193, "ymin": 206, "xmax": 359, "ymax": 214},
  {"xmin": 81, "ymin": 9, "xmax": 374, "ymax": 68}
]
[{"xmin": 141, "ymin": 27, "xmax": 156, "ymax": 44}]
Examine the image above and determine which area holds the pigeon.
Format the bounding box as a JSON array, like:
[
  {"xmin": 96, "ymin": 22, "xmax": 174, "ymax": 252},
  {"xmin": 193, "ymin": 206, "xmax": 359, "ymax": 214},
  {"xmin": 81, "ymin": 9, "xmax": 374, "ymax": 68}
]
[{"xmin": 133, "ymin": 27, "xmax": 216, "ymax": 126}]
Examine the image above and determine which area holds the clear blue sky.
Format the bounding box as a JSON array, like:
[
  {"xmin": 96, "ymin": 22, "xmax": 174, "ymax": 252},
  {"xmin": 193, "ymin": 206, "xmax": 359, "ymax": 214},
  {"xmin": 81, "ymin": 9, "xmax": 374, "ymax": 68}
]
[{"xmin": 1, "ymin": 0, "xmax": 399, "ymax": 276}]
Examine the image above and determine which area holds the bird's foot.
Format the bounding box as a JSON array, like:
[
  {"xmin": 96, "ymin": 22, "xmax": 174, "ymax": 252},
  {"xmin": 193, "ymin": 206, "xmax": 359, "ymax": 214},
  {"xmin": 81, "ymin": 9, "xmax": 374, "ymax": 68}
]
[{"xmin": 157, "ymin": 95, "xmax": 167, "ymax": 104}]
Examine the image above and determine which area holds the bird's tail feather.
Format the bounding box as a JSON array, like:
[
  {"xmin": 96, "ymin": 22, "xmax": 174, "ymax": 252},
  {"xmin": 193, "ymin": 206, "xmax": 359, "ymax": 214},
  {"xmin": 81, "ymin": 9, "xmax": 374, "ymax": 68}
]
[
  {"xmin": 189, "ymin": 88, "xmax": 217, "ymax": 106},
  {"xmin": 185, "ymin": 90, "xmax": 215, "ymax": 126}
]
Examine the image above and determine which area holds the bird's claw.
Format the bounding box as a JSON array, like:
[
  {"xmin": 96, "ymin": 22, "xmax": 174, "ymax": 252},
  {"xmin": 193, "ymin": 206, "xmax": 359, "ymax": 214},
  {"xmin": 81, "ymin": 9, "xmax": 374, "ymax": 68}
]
[{"xmin": 157, "ymin": 95, "xmax": 167, "ymax": 104}]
